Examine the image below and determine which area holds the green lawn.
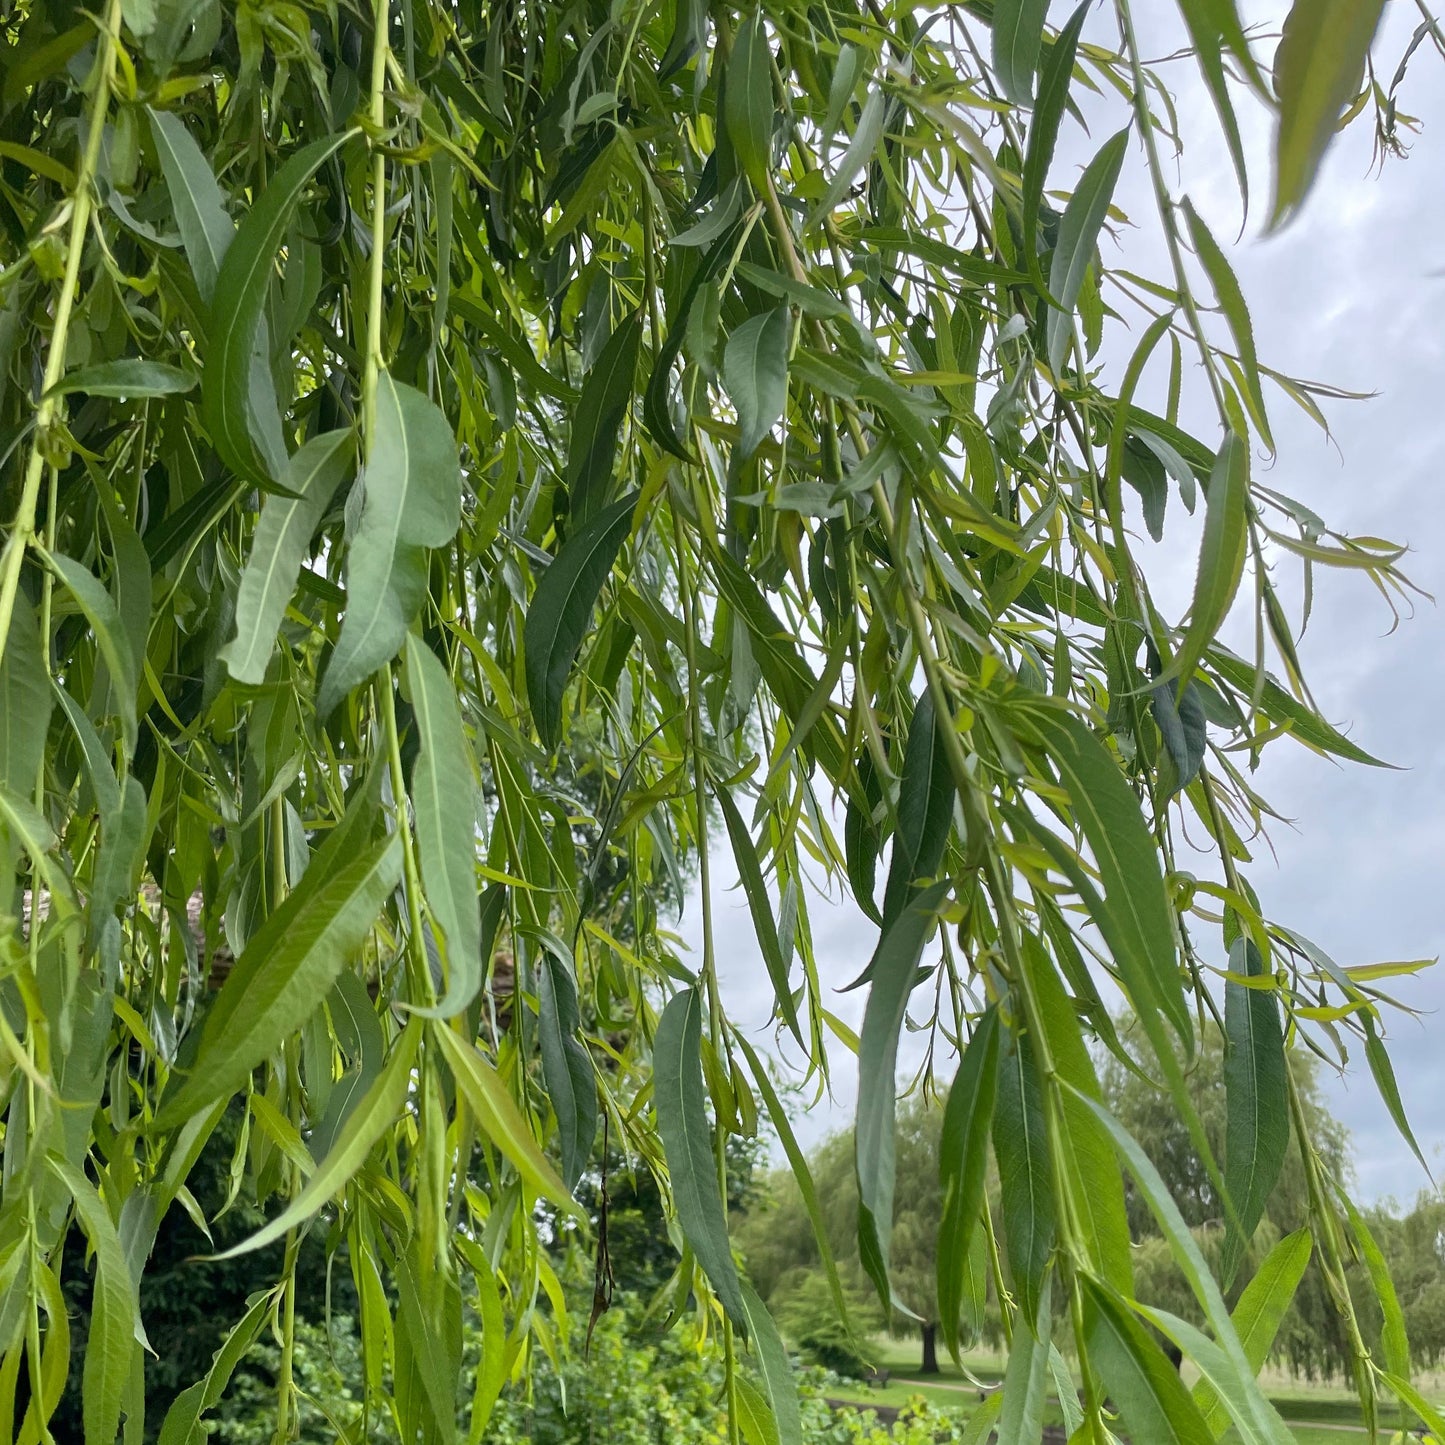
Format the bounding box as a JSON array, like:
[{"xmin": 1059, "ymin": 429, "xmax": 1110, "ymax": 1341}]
[{"xmin": 819, "ymin": 1335, "xmax": 1445, "ymax": 1440}]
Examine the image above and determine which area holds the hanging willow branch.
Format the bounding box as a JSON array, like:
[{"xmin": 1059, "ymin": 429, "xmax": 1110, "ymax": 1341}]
[{"xmin": 0, "ymin": 0, "xmax": 1435, "ymax": 1439}]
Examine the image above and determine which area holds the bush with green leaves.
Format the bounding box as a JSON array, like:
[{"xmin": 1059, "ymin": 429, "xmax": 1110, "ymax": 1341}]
[
  {"xmin": 774, "ymin": 1273, "xmax": 874, "ymax": 1380},
  {"xmin": 0, "ymin": 0, "xmax": 1438, "ymax": 1439},
  {"xmin": 207, "ymin": 1315, "xmax": 374, "ymax": 1445}
]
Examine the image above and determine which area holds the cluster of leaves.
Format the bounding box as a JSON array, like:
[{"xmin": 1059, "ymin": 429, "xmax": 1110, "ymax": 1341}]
[
  {"xmin": 0, "ymin": 0, "xmax": 1439, "ymax": 1438},
  {"xmin": 201, "ymin": 1293, "xmax": 974, "ymax": 1445}
]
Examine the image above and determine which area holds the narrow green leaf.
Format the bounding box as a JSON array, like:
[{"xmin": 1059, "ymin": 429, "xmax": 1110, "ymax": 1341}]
[
  {"xmin": 725, "ymin": 12, "xmax": 774, "ymax": 190},
  {"xmin": 535, "ymin": 937, "xmax": 597, "ymax": 1194},
  {"xmin": 221, "ymin": 428, "xmax": 353, "ymax": 684},
  {"xmin": 1151, "ymin": 678, "xmax": 1207, "ymax": 796},
  {"xmin": 1022, "ymin": 706, "xmax": 1190, "ymax": 1042},
  {"xmin": 1362, "ymin": 1010, "xmax": 1431, "ymax": 1177},
  {"xmin": 319, "ymin": 372, "xmax": 461, "ymax": 715},
  {"xmin": 1207, "ymin": 645, "xmax": 1387, "ymax": 766},
  {"xmin": 1379, "ymin": 1371, "xmax": 1445, "ymax": 1438},
  {"xmin": 1270, "ymin": 0, "xmax": 1386, "ymax": 228},
  {"xmin": 1082, "ymin": 1278, "xmax": 1214, "ymax": 1445},
  {"xmin": 0, "ymin": 601, "xmax": 50, "ymax": 801},
  {"xmin": 1337, "ymin": 1185, "xmax": 1410, "ymax": 1380},
  {"xmin": 724, "ymin": 308, "xmax": 790, "ymax": 461},
  {"xmin": 655, "ymin": 986, "xmax": 747, "ymax": 1326},
  {"xmin": 1029, "ymin": 935, "xmax": 1133, "ymax": 1295},
  {"xmin": 433, "ymin": 1022, "xmax": 579, "ymax": 1214},
  {"xmin": 1046, "ymin": 126, "xmax": 1129, "ymax": 375},
  {"xmin": 0, "ymin": 783, "xmax": 57, "ymax": 864},
  {"xmin": 1182, "ymin": 200, "xmax": 1272, "ymax": 448},
  {"xmin": 394, "ymin": 1244, "xmax": 461, "ymax": 1445},
  {"xmin": 90, "ymin": 483, "xmax": 150, "ymax": 715},
  {"xmin": 734, "ymin": 1375, "xmax": 780, "ymax": 1445},
  {"xmin": 715, "ymin": 784, "xmax": 801, "ymax": 1045},
  {"xmin": 740, "ymin": 1283, "xmax": 801, "ymax": 1445},
  {"xmin": 46, "ymin": 551, "xmax": 137, "ymax": 753},
  {"xmin": 215, "ymin": 1019, "xmax": 422, "ymax": 1259},
  {"xmin": 1194, "ymin": 1228, "xmax": 1312, "ymax": 1436},
  {"xmin": 49, "ymin": 359, "xmax": 195, "ymax": 398},
  {"xmin": 1177, "ymin": 441, "xmax": 1249, "ymax": 694},
  {"xmin": 806, "ymin": 87, "xmax": 886, "ymax": 231},
  {"xmin": 844, "ymin": 750, "xmax": 883, "ymax": 925},
  {"xmin": 523, "ymin": 491, "xmax": 636, "ymax": 748},
  {"xmin": 1175, "ymin": 0, "xmax": 1254, "ymax": 208},
  {"xmin": 1222, "ymin": 937, "xmax": 1289, "ymax": 1286},
  {"xmin": 147, "ymin": 107, "xmax": 230, "ymax": 301},
  {"xmin": 1121, "ymin": 433, "xmax": 1167, "ymax": 543},
  {"xmin": 992, "ymin": 1022, "xmax": 1054, "ymax": 1328},
  {"xmin": 706, "ymin": 548, "xmax": 848, "ymax": 779},
  {"xmin": 1049, "ymin": 1343, "xmax": 1085, "ymax": 1439},
  {"xmin": 672, "ymin": 179, "xmax": 745, "ymax": 249},
  {"xmin": 1078, "ymin": 1089, "xmax": 1289, "ymax": 1444},
  {"xmin": 734, "ymin": 1034, "xmax": 856, "ymax": 1348},
  {"xmin": 566, "ymin": 312, "xmax": 641, "ymax": 526},
  {"xmin": 462, "ymin": 1242, "xmax": 507, "ymax": 1445},
  {"xmin": 52, "ymin": 683, "xmax": 119, "ymax": 816},
  {"xmin": 1020, "ymin": 1, "xmax": 1088, "ymax": 278},
  {"xmin": 881, "ymin": 688, "xmax": 952, "ymax": 925},
  {"xmin": 823, "ymin": 44, "xmax": 861, "ymax": 140},
  {"xmin": 937, "ymin": 1006, "xmax": 999, "ymax": 1363},
  {"xmin": 406, "ymin": 634, "xmax": 482, "ymax": 1017},
  {"xmin": 996, "ymin": 1278, "xmax": 1051, "ymax": 1445},
  {"xmin": 156, "ymin": 1292, "xmax": 273, "ymax": 1445},
  {"xmin": 201, "ymin": 131, "xmax": 349, "ymax": 484},
  {"xmin": 49, "ymin": 1156, "xmax": 138, "ymax": 1445},
  {"xmin": 149, "ymin": 105, "xmax": 285, "ymax": 478},
  {"xmin": 645, "ymin": 221, "xmax": 745, "ymax": 459},
  {"xmin": 311, "ymin": 971, "xmax": 387, "ymax": 1157},
  {"xmin": 155, "ymin": 830, "xmax": 402, "ymax": 1128},
  {"xmin": 659, "ymin": 0, "xmax": 705, "ymax": 79},
  {"xmin": 1141, "ymin": 1305, "xmax": 1294, "ymax": 1445},
  {"xmin": 958, "ymin": 1394, "xmax": 1002, "ymax": 1445},
  {"xmin": 88, "ymin": 774, "xmax": 148, "ymax": 959},
  {"xmin": 855, "ymin": 880, "xmax": 951, "ymax": 1310},
  {"xmin": 991, "ymin": 0, "xmax": 1049, "ymax": 107}
]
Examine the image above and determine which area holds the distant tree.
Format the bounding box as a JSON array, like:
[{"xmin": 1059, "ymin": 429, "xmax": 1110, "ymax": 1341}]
[
  {"xmin": 1365, "ymin": 1195, "xmax": 1445, "ymax": 1371},
  {"xmin": 738, "ymin": 1096, "xmax": 965, "ymax": 1375},
  {"xmin": 744, "ymin": 1022, "xmax": 1401, "ymax": 1384}
]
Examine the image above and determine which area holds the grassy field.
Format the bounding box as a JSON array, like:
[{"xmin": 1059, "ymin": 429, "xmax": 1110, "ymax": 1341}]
[{"xmin": 819, "ymin": 1335, "xmax": 1445, "ymax": 1440}]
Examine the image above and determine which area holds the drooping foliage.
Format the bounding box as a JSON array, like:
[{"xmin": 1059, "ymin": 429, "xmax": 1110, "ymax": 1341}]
[{"xmin": 0, "ymin": 0, "xmax": 1437, "ymax": 1438}]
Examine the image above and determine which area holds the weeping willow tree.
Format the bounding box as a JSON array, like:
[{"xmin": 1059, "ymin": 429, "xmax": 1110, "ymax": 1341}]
[{"xmin": 0, "ymin": 0, "xmax": 1437, "ymax": 1436}]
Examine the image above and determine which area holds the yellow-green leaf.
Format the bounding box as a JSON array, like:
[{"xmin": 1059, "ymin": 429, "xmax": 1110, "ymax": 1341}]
[
  {"xmin": 432, "ymin": 1021, "xmax": 578, "ymax": 1214},
  {"xmin": 1270, "ymin": 0, "xmax": 1386, "ymax": 228}
]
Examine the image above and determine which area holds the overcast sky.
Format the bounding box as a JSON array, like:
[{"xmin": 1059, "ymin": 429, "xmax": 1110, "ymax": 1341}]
[{"xmin": 677, "ymin": 5, "xmax": 1445, "ymax": 1207}]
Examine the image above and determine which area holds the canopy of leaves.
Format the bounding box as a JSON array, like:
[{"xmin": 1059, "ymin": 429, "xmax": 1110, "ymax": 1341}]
[{"xmin": 0, "ymin": 0, "xmax": 1435, "ymax": 1438}]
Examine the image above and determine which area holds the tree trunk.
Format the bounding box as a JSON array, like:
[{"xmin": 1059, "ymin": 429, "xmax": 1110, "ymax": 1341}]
[{"xmin": 920, "ymin": 1321, "xmax": 940, "ymax": 1374}]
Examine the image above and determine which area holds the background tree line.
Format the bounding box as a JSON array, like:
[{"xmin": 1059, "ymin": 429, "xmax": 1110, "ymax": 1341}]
[{"xmin": 738, "ymin": 1023, "xmax": 1445, "ymax": 1384}]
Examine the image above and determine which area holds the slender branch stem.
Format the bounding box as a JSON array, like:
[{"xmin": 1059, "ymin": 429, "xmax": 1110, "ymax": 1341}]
[
  {"xmin": 358, "ymin": 0, "xmax": 430, "ymax": 1004},
  {"xmin": 1114, "ymin": 0, "xmax": 1229, "ymax": 424},
  {"xmin": 380, "ymin": 673, "xmax": 435, "ymax": 1005},
  {"xmin": 276, "ymin": 1234, "xmax": 300, "ymax": 1441},
  {"xmin": 669, "ymin": 499, "xmax": 740, "ymax": 1445},
  {"xmin": 362, "ymin": 0, "xmax": 391, "ymax": 448},
  {"xmin": 0, "ymin": 0, "xmax": 124, "ymax": 673}
]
